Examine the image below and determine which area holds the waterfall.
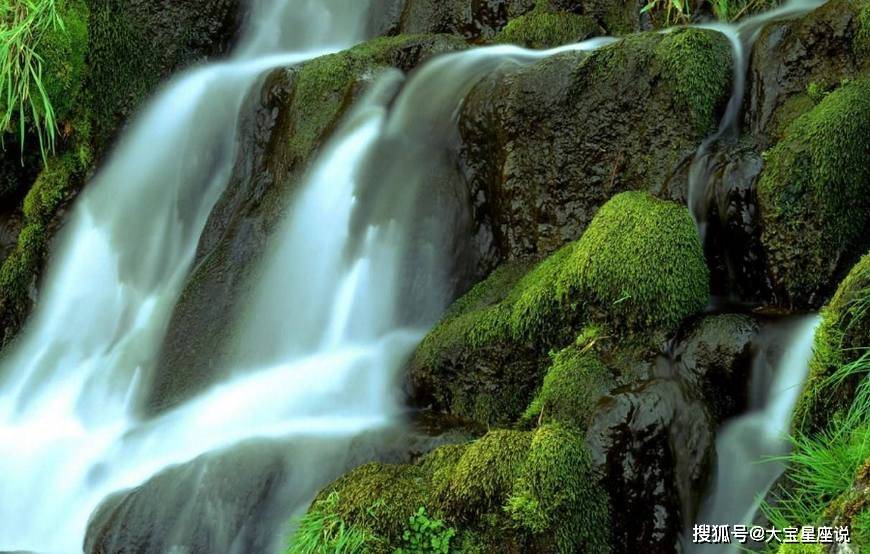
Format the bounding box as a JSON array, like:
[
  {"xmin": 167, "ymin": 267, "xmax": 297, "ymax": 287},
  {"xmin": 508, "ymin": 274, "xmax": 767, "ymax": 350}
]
[
  {"xmin": 0, "ymin": 1, "xmax": 614, "ymax": 550},
  {"xmin": 0, "ymin": 1, "xmax": 373, "ymax": 551},
  {"xmin": 687, "ymin": 315, "xmax": 820, "ymax": 553}
]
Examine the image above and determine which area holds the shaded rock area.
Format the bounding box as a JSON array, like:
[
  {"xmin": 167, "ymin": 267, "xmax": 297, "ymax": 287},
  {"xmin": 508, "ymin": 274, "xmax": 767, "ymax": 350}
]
[
  {"xmin": 146, "ymin": 35, "xmax": 468, "ymax": 414},
  {"xmin": 460, "ymin": 28, "xmax": 732, "ymax": 262},
  {"xmin": 587, "ymin": 378, "xmax": 714, "ymax": 552},
  {"xmin": 673, "ymin": 313, "xmax": 759, "ymax": 422}
]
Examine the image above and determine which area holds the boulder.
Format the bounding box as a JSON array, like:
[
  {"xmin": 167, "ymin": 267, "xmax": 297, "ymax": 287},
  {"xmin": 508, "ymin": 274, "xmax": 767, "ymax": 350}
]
[
  {"xmin": 673, "ymin": 313, "xmax": 759, "ymax": 423},
  {"xmin": 408, "ymin": 192, "xmax": 709, "ymax": 426},
  {"xmin": 586, "ymin": 378, "xmax": 715, "ymax": 552},
  {"xmin": 460, "ymin": 28, "xmax": 732, "ymax": 261}
]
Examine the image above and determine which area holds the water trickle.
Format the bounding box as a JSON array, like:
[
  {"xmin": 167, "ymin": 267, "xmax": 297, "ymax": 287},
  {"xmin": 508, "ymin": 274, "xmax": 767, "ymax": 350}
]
[{"xmin": 687, "ymin": 315, "xmax": 819, "ymax": 553}]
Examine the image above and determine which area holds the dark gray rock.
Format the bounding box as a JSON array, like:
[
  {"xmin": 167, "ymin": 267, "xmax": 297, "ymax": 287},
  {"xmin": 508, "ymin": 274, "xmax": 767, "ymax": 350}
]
[
  {"xmin": 673, "ymin": 313, "xmax": 759, "ymax": 423},
  {"xmin": 587, "ymin": 378, "xmax": 715, "ymax": 553}
]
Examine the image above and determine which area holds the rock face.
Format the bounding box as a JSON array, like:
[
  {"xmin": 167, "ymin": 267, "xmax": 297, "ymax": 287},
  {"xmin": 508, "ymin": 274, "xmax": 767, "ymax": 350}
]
[
  {"xmin": 459, "ymin": 28, "xmax": 732, "ymax": 262},
  {"xmin": 747, "ymin": 0, "xmax": 870, "ymax": 308},
  {"xmin": 85, "ymin": 0, "xmax": 246, "ymax": 149},
  {"xmin": 673, "ymin": 313, "xmax": 759, "ymax": 423},
  {"xmin": 587, "ymin": 378, "xmax": 714, "ymax": 552}
]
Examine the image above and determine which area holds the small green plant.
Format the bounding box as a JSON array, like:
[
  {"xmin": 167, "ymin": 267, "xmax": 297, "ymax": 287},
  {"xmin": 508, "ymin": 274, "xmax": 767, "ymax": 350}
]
[
  {"xmin": 1, "ymin": 0, "xmax": 65, "ymax": 161},
  {"xmin": 394, "ymin": 507, "xmax": 455, "ymax": 554},
  {"xmin": 640, "ymin": 0, "xmax": 776, "ymax": 26},
  {"xmin": 289, "ymin": 492, "xmax": 380, "ymax": 554}
]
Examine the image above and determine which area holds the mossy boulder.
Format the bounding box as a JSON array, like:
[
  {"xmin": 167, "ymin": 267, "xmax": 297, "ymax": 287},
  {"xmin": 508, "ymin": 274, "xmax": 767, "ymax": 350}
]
[
  {"xmin": 794, "ymin": 252, "xmax": 870, "ymax": 434},
  {"xmin": 460, "ymin": 28, "xmax": 731, "ymax": 262},
  {"xmin": 438, "ymin": 430, "xmax": 532, "ymax": 518},
  {"xmin": 506, "ymin": 424, "xmax": 611, "ymax": 553},
  {"xmin": 757, "ymin": 74, "xmax": 870, "ymax": 308},
  {"xmin": 409, "ymin": 192, "xmax": 709, "ymax": 425},
  {"xmin": 36, "ymin": 0, "xmax": 90, "ymax": 125},
  {"xmin": 296, "ymin": 425, "xmax": 610, "ymax": 553}
]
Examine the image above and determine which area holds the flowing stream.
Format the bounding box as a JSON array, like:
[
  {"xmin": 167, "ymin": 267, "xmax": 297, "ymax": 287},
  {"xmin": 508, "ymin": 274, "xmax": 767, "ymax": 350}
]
[{"xmin": 688, "ymin": 316, "xmax": 820, "ymax": 553}]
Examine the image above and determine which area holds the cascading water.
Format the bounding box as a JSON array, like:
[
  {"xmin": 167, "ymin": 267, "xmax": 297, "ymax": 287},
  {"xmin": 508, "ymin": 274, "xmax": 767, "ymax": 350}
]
[
  {"xmin": 0, "ymin": 1, "xmax": 373, "ymax": 550},
  {"xmin": 687, "ymin": 316, "xmax": 819, "ymax": 553},
  {"xmin": 0, "ymin": 3, "xmax": 614, "ymax": 550}
]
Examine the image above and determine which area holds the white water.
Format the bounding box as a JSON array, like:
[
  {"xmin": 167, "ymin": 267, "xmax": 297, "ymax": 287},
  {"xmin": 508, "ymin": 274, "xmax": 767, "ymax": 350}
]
[
  {"xmin": 0, "ymin": 1, "xmax": 373, "ymax": 551},
  {"xmin": 688, "ymin": 315, "xmax": 820, "ymax": 552},
  {"xmin": 0, "ymin": 3, "xmax": 615, "ymax": 551}
]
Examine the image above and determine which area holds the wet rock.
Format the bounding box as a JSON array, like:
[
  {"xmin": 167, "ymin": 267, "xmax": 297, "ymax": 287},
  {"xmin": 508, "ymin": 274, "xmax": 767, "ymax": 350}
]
[
  {"xmin": 459, "ymin": 28, "xmax": 732, "ymax": 261},
  {"xmin": 86, "ymin": 0, "xmax": 246, "ymax": 151},
  {"xmin": 673, "ymin": 313, "xmax": 759, "ymax": 423},
  {"xmin": 397, "ymin": 0, "xmax": 538, "ymax": 41},
  {"xmin": 147, "ymin": 35, "xmax": 467, "ymax": 414},
  {"xmin": 746, "ymin": 0, "xmax": 867, "ymax": 149},
  {"xmin": 586, "ymin": 378, "xmax": 715, "ymax": 553}
]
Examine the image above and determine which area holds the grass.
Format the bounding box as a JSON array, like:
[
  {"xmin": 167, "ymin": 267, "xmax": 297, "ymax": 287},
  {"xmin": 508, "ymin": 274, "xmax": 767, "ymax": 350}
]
[
  {"xmin": 640, "ymin": 0, "xmax": 777, "ymax": 26},
  {"xmin": 288, "ymin": 492, "xmax": 380, "ymax": 554},
  {"xmin": 763, "ymin": 349, "xmax": 870, "ymax": 535},
  {"xmin": 0, "ymin": 0, "xmax": 65, "ymax": 161}
]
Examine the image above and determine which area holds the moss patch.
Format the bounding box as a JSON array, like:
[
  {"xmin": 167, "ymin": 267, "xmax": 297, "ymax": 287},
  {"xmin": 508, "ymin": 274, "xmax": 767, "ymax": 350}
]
[
  {"xmin": 38, "ymin": 0, "xmax": 90, "ymax": 124},
  {"xmin": 654, "ymin": 28, "xmax": 733, "ymax": 135},
  {"xmin": 506, "ymin": 424, "xmax": 611, "ymax": 553},
  {"xmin": 570, "ymin": 191, "xmax": 709, "ymax": 332},
  {"xmin": 521, "ymin": 347, "xmax": 614, "ymax": 428},
  {"xmin": 438, "ymin": 430, "xmax": 532, "ymax": 519},
  {"xmin": 0, "ymin": 153, "xmax": 81, "ymax": 338},
  {"xmin": 794, "ymin": 252, "xmax": 870, "ymax": 434},
  {"xmin": 494, "ymin": 9, "xmax": 600, "ymax": 49},
  {"xmin": 758, "ymin": 74, "xmax": 870, "ymax": 306}
]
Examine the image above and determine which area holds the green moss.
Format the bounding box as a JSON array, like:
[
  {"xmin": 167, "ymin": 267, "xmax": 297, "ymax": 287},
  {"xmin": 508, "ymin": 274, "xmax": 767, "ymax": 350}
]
[
  {"xmin": 854, "ymin": 506, "xmax": 870, "ymax": 547},
  {"xmin": 570, "ymin": 191, "xmax": 709, "ymax": 333},
  {"xmin": 795, "ymin": 253, "xmax": 870, "ymax": 434},
  {"xmin": 37, "ymin": 0, "xmax": 90, "ymax": 123},
  {"xmin": 655, "ymin": 28, "xmax": 733, "ymax": 135},
  {"xmin": 494, "ymin": 10, "xmax": 600, "ymax": 49},
  {"xmin": 287, "ymin": 34, "xmax": 465, "ymax": 165},
  {"xmin": 0, "ymin": 154, "xmax": 79, "ymax": 319},
  {"xmin": 521, "ymin": 347, "xmax": 613, "ymax": 428},
  {"xmin": 857, "ymin": 0, "xmax": 870, "ymax": 61},
  {"xmin": 506, "ymin": 424, "xmax": 611, "ymax": 553},
  {"xmin": 315, "ymin": 462, "xmax": 430, "ymax": 547},
  {"xmin": 758, "ymin": 74, "xmax": 870, "ymax": 305},
  {"xmin": 776, "ymin": 544, "xmax": 825, "ymax": 554},
  {"xmin": 439, "ymin": 430, "xmax": 532, "ymax": 519}
]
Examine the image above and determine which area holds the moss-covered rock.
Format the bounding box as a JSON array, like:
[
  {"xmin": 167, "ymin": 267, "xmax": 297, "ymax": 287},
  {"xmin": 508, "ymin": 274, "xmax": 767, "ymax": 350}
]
[
  {"xmin": 570, "ymin": 191, "xmax": 709, "ymax": 332},
  {"xmin": 794, "ymin": 253, "xmax": 870, "ymax": 434},
  {"xmin": 494, "ymin": 9, "xmax": 601, "ymax": 48},
  {"xmin": 410, "ymin": 192, "xmax": 708, "ymax": 425},
  {"xmin": 438, "ymin": 430, "xmax": 532, "ymax": 519},
  {"xmin": 0, "ymin": 154, "xmax": 82, "ymax": 343},
  {"xmin": 506, "ymin": 424, "xmax": 611, "ymax": 553},
  {"xmin": 757, "ymin": 74, "xmax": 870, "ymax": 308},
  {"xmin": 460, "ymin": 28, "xmax": 731, "ymax": 261},
  {"xmin": 776, "ymin": 544, "xmax": 825, "ymax": 554},
  {"xmin": 521, "ymin": 346, "xmax": 614, "ymax": 428},
  {"xmin": 312, "ymin": 462, "xmax": 430, "ymax": 548}
]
